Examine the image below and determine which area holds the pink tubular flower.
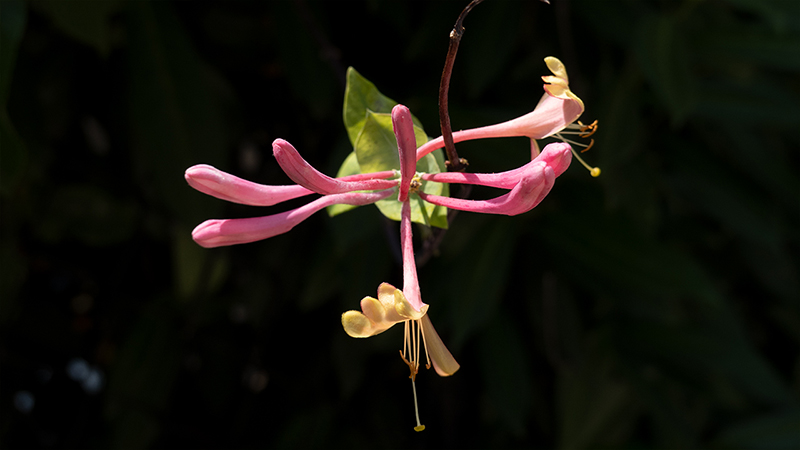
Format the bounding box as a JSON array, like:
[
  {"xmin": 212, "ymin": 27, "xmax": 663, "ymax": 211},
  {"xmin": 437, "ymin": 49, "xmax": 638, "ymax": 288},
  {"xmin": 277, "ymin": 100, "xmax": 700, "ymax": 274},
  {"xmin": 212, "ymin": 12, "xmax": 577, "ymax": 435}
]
[
  {"xmin": 414, "ymin": 56, "xmax": 599, "ymax": 174},
  {"xmin": 186, "ymin": 139, "xmax": 400, "ymax": 248},
  {"xmin": 341, "ymin": 107, "xmax": 460, "ymax": 431},
  {"xmin": 392, "ymin": 105, "xmax": 418, "ymax": 202},
  {"xmin": 186, "ymin": 55, "xmax": 591, "ymax": 431},
  {"xmin": 192, "ymin": 189, "xmax": 393, "ymax": 248},
  {"xmin": 185, "ymin": 164, "xmax": 314, "ymax": 206},
  {"xmin": 273, "ymin": 138, "xmax": 397, "ymax": 194},
  {"xmin": 418, "ymin": 142, "xmax": 572, "ymax": 216}
]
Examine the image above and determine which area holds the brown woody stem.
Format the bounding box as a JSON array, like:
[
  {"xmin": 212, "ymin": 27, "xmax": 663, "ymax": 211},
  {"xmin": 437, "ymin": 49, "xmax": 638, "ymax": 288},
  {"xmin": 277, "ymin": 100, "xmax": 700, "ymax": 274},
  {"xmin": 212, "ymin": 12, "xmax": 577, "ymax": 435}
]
[{"xmin": 439, "ymin": 0, "xmax": 484, "ymax": 173}]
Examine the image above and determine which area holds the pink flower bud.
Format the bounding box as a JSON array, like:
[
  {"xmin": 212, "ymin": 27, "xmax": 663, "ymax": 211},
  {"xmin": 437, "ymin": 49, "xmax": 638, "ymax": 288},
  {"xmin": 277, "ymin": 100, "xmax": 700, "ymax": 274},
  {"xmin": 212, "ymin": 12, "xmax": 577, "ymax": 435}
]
[
  {"xmin": 185, "ymin": 164, "xmax": 313, "ymax": 206},
  {"xmin": 192, "ymin": 189, "xmax": 393, "ymax": 248},
  {"xmin": 272, "ymin": 139, "xmax": 397, "ymax": 195},
  {"xmin": 392, "ymin": 105, "xmax": 417, "ymax": 202}
]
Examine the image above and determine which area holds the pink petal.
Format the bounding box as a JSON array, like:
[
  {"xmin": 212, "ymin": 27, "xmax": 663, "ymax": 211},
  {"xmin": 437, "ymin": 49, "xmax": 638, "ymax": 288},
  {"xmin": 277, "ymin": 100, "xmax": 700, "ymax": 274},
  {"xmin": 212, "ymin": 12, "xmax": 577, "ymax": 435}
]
[
  {"xmin": 185, "ymin": 164, "xmax": 314, "ymax": 206},
  {"xmin": 192, "ymin": 189, "xmax": 394, "ymax": 248},
  {"xmin": 392, "ymin": 105, "xmax": 417, "ymax": 202},
  {"xmin": 272, "ymin": 139, "xmax": 398, "ymax": 195}
]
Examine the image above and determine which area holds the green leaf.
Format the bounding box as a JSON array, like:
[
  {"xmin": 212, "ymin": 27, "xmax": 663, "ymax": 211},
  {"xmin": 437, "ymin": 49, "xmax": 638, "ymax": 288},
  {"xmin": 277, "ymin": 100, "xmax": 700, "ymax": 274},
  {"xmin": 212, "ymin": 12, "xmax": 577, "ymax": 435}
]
[
  {"xmin": 342, "ymin": 66, "xmax": 424, "ymax": 146},
  {"xmin": 343, "ymin": 67, "xmax": 397, "ymax": 146}
]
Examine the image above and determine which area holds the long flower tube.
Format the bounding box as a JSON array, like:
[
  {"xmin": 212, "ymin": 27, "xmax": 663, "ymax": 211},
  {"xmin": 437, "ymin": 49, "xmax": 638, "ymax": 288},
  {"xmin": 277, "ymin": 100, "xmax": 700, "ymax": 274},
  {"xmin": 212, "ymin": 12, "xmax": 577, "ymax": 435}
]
[
  {"xmin": 341, "ymin": 107, "xmax": 460, "ymax": 432},
  {"xmin": 192, "ymin": 189, "xmax": 393, "ymax": 248},
  {"xmin": 340, "ymin": 201, "xmax": 459, "ymax": 383},
  {"xmin": 421, "ymin": 142, "xmax": 572, "ymax": 189},
  {"xmin": 418, "ymin": 142, "xmax": 571, "ymax": 216},
  {"xmin": 273, "ymin": 138, "xmax": 398, "ymax": 195},
  {"xmin": 185, "ymin": 164, "xmax": 315, "ymax": 206},
  {"xmin": 393, "ymin": 105, "xmax": 418, "ymax": 202},
  {"xmin": 185, "ymin": 164, "xmax": 396, "ymax": 206}
]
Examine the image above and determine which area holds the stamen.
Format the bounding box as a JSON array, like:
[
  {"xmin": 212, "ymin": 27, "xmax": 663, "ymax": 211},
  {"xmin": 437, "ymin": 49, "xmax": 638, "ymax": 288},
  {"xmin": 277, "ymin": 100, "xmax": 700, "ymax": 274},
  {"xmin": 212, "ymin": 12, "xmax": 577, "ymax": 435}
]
[
  {"xmin": 401, "ymin": 319, "xmax": 429, "ymax": 431},
  {"xmin": 554, "ymin": 132, "xmax": 601, "ymax": 177},
  {"xmin": 415, "ymin": 318, "xmax": 421, "ymax": 372},
  {"xmin": 403, "ymin": 321, "xmax": 409, "ymax": 360},
  {"xmin": 578, "ymin": 120, "xmax": 598, "ymax": 138},
  {"xmin": 419, "ymin": 319, "xmax": 432, "ymax": 370},
  {"xmin": 412, "ymin": 379, "xmax": 425, "ymax": 432}
]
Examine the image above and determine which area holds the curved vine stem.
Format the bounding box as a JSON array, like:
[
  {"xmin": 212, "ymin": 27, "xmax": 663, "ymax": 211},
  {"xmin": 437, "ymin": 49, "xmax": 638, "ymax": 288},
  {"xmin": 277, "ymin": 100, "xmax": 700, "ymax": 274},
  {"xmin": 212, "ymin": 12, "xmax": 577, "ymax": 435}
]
[{"xmin": 438, "ymin": 0, "xmax": 485, "ymax": 173}]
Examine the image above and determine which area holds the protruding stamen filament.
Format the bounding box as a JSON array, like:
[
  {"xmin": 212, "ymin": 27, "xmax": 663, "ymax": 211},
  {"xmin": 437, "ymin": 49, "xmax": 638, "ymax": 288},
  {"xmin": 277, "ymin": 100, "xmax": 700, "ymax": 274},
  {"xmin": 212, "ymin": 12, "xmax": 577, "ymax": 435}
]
[
  {"xmin": 401, "ymin": 318, "xmax": 430, "ymax": 431},
  {"xmin": 555, "ymin": 125, "xmax": 601, "ymax": 177},
  {"xmin": 559, "ymin": 120, "xmax": 598, "ymax": 138},
  {"xmin": 412, "ymin": 379, "xmax": 425, "ymax": 432},
  {"xmin": 419, "ymin": 318, "xmax": 432, "ymax": 370}
]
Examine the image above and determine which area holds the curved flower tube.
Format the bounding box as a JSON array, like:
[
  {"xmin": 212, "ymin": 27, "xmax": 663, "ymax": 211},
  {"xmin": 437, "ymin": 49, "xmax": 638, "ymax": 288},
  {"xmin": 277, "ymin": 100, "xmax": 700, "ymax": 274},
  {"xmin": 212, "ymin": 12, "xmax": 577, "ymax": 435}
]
[
  {"xmin": 421, "ymin": 142, "xmax": 572, "ymax": 189},
  {"xmin": 418, "ymin": 142, "xmax": 571, "ymax": 216},
  {"xmin": 273, "ymin": 138, "xmax": 397, "ymax": 195},
  {"xmin": 192, "ymin": 189, "xmax": 393, "ymax": 248}
]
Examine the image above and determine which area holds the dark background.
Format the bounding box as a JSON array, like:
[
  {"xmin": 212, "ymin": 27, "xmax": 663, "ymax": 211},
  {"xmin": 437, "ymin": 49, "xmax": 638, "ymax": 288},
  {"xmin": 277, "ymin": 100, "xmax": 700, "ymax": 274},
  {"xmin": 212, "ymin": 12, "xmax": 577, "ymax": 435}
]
[{"xmin": 1, "ymin": 0, "xmax": 799, "ymax": 448}]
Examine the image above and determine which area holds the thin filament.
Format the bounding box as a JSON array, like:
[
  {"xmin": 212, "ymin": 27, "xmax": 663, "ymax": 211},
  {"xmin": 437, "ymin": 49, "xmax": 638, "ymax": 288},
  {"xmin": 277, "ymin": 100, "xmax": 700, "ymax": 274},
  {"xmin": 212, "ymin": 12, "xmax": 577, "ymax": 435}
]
[
  {"xmin": 555, "ymin": 133, "xmax": 600, "ymax": 177},
  {"xmin": 419, "ymin": 319, "xmax": 432, "ymax": 369},
  {"xmin": 412, "ymin": 379, "xmax": 425, "ymax": 432}
]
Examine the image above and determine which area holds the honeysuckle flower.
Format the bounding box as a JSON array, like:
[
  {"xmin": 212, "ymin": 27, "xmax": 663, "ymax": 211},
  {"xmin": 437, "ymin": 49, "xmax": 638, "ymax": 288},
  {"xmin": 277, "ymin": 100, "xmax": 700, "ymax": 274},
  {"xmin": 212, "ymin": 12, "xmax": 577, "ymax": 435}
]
[
  {"xmin": 342, "ymin": 106, "xmax": 459, "ymax": 432},
  {"xmin": 415, "ymin": 56, "xmax": 600, "ymax": 176},
  {"xmin": 185, "ymin": 164, "xmax": 315, "ymax": 206},
  {"xmin": 186, "ymin": 64, "xmax": 588, "ymax": 430},
  {"xmin": 418, "ymin": 142, "xmax": 571, "ymax": 216},
  {"xmin": 273, "ymin": 138, "xmax": 398, "ymax": 194},
  {"xmin": 191, "ymin": 189, "xmax": 394, "ymax": 248}
]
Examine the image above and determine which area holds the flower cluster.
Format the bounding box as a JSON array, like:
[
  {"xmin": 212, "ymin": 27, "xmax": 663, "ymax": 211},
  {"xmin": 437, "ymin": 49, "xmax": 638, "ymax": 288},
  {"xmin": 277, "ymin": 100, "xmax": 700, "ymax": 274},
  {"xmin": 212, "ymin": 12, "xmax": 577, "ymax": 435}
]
[{"xmin": 185, "ymin": 57, "xmax": 596, "ymax": 431}]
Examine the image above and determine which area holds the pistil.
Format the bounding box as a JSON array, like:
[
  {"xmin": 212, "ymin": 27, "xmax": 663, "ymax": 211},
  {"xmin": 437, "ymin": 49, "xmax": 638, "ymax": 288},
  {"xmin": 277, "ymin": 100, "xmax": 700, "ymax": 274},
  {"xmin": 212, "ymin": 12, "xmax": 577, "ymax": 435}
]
[{"xmin": 401, "ymin": 318, "xmax": 431, "ymax": 431}]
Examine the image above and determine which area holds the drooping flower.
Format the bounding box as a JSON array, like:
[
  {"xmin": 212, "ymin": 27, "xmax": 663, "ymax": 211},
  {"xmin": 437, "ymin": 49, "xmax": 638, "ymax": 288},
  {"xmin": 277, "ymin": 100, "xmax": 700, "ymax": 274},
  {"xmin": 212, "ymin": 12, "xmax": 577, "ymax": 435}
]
[{"xmin": 342, "ymin": 106, "xmax": 460, "ymax": 432}]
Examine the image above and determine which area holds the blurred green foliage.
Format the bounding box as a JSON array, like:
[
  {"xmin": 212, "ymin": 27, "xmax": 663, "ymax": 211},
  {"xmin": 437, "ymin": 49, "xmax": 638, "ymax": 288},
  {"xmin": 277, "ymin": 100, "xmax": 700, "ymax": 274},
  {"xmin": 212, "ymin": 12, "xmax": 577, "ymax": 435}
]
[{"xmin": 1, "ymin": 0, "xmax": 798, "ymax": 448}]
